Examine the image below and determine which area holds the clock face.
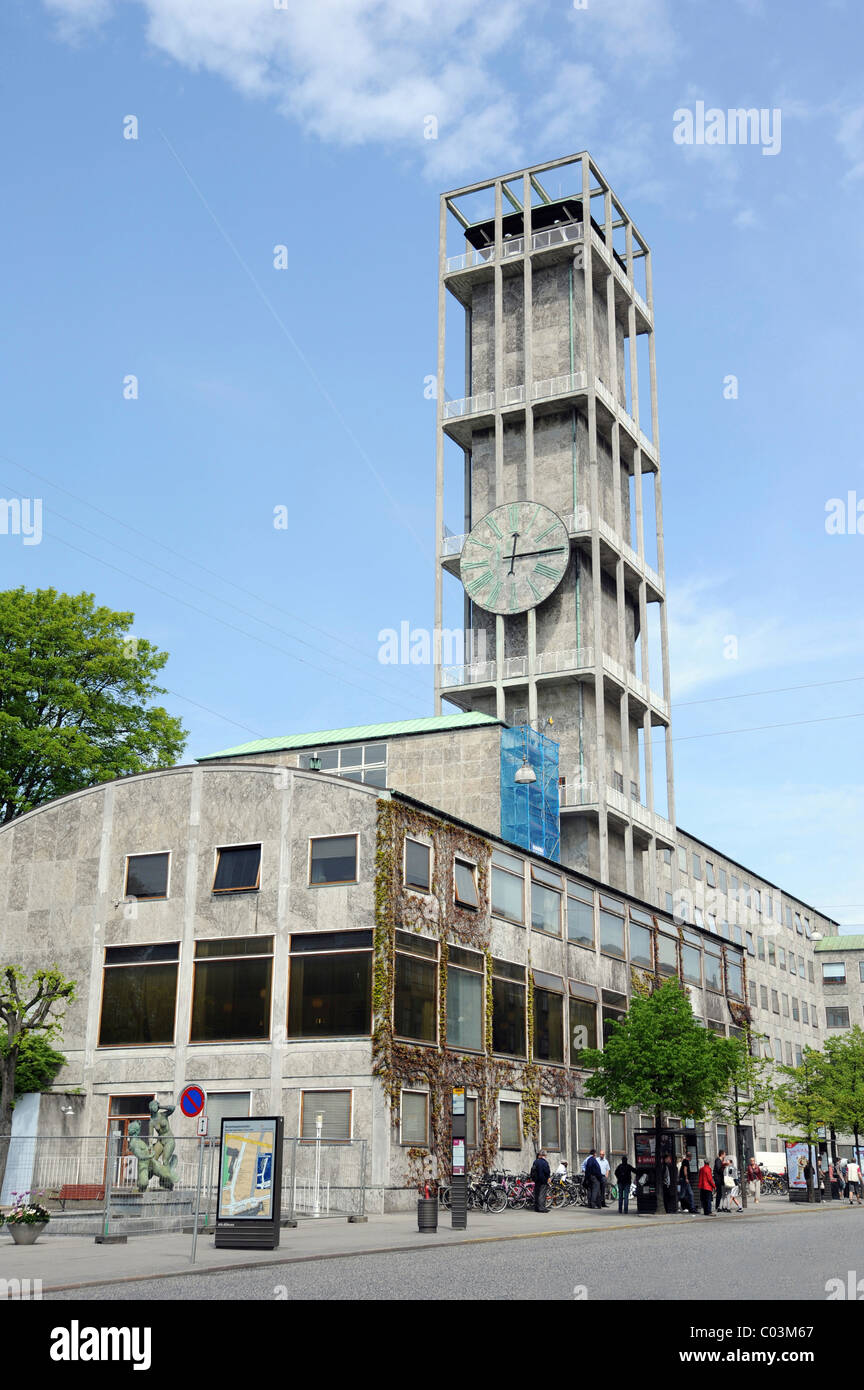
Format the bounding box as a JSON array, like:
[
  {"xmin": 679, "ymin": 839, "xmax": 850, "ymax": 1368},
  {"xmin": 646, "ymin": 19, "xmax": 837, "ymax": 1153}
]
[{"xmin": 460, "ymin": 501, "xmax": 570, "ymax": 615}]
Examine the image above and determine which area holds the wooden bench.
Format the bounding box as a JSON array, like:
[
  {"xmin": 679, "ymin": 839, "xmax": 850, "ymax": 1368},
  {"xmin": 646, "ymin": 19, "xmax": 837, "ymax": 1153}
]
[{"xmin": 57, "ymin": 1183, "xmax": 105, "ymax": 1209}]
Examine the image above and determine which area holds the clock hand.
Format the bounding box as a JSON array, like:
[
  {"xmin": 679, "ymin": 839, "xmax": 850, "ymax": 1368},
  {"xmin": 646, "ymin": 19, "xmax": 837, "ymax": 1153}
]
[
  {"xmin": 507, "ymin": 532, "xmax": 519, "ymax": 576},
  {"xmin": 511, "ymin": 546, "xmax": 568, "ymax": 561}
]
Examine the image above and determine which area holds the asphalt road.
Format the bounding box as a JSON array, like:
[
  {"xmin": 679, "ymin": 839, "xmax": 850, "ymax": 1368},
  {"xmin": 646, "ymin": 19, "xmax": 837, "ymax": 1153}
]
[{"xmin": 46, "ymin": 1209, "xmax": 864, "ymax": 1301}]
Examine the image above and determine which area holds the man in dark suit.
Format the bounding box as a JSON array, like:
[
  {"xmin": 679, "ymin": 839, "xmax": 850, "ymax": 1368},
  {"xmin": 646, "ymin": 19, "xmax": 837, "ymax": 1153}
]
[
  {"xmin": 583, "ymin": 1149, "xmax": 604, "ymax": 1208},
  {"xmin": 713, "ymin": 1150, "xmax": 727, "ymax": 1211},
  {"xmin": 531, "ymin": 1150, "xmax": 551, "ymax": 1212}
]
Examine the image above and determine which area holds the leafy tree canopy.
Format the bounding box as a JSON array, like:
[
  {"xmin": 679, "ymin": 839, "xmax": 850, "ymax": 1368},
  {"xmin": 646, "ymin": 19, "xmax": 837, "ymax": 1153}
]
[
  {"xmin": 0, "ymin": 587, "xmax": 187, "ymax": 823},
  {"xmin": 581, "ymin": 978, "xmax": 744, "ymax": 1120},
  {"xmin": 0, "ymin": 1031, "xmax": 66, "ymax": 1094}
]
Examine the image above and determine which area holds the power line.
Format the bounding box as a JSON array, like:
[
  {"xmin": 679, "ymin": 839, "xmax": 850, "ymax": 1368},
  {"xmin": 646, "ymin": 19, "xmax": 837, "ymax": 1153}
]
[
  {"xmin": 662, "ymin": 709, "xmax": 864, "ymax": 745},
  {"xmin": 674, "ymin": 674, "xmax": 864, "ymax": 707}
]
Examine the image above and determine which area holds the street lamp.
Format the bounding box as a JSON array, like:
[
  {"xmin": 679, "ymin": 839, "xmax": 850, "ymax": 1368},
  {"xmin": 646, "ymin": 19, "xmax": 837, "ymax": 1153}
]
[{"xmin": 308, "ymin": 752, "xmax": 322, "ymax": 772}]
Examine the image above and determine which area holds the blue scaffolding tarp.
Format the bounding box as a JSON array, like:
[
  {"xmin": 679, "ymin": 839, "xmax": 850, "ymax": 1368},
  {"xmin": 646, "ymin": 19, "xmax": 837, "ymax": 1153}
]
[{"xmin": 500, "ymin": 725, "xmax": 560, "ymax": 861}]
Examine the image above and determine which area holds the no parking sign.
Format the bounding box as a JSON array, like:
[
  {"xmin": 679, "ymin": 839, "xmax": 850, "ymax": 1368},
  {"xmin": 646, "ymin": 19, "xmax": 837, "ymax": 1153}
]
[{"xmin": 180, "ymin": 1084, "xmax": 207, "ymax": 1119}]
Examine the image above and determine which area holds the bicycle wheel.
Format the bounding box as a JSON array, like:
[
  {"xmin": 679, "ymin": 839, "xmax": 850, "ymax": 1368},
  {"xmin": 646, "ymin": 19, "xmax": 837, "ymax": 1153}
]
[
  {"xmin": 438, "ymin": 1185, "xmax": 451, "ymax": 1210},
  {"xmin": 486, "ymin": 1185, "xmax": 508, "ymax": 1214},
  {"xmin": 550, "ymin": 1184, "xmax": 567, "ymax": 1209}
]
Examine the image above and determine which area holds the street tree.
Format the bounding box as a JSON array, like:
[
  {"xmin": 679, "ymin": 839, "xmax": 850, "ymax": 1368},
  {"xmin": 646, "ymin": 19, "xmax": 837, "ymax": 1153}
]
[
  {"xmin": 712, "ymin": 1027, "xmax": 776, "ymax": 1208},
  {"xmin": 0, "ymin": 1031, "xmax": 66, "ymax": 1095},
  {"xmin": 0, "ymin": 587, "xmax": 186, "ymax": 824},
  {"xmin": 580, "ymin": 978, "xmax": 743, "ymax": 1213},
  {"xmin": 820, "ymin": 1026, "xmax": 864, "ymax": 1171},
  {"xmin": 0, "ymin": 966, "xmax": 76, "ymax": 1186},
  {"xmin": 773, "ymin": 1047, "xmax": 829, "ymax": 1203}
]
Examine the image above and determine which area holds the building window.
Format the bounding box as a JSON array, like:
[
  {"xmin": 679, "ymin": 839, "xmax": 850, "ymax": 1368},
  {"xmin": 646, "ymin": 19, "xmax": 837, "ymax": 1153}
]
[
  {"xmin": 757, "ymin": 937, "xmax": 765, "ymax": 960},
  {"xmin": 287, "ymin": 930, "xmax": 373, "ymax": 1038},
  {"xmin": 206, "ymin": 1092, "xmax": 251, "ymax": 1131},
  {"xmin": 749, "ymin": 980, "xmax": 757, "ymax": 1006},
  {"xmin": 785, "ymin": 1041, "xmax": 793, "ymax": 1065},
  {"xmin": 447, "ymin": 946, "xmax": 484, "ymax": 1052},
  {"xmin": 124, "ymin": 852, "xmax": 170, "ymax": 901},
  {"xmin": 792, "ymin": 997, "xmax": 799, "ymax": 1021},
  {"xmin": 309, "ymin": 835, "xmax": 358, "ymax": 885},
  {"xmin": 771, "ymin": 989, "xmax": 779, "ymax": 1015},
  {"xmin": 694, "ymin": 907, "xmax": 704, "ymax": 929},
  {"xmin": 773, "ymin": 1038, "xmax": 782, "ymax": 1061},
  {"xmin": 98, "ymin": 943, "xmax": 179, "ymax": 1046},
  {"xmin": 300, "ymin": 1090, "xmax": 352, "ymax": 1141},
  {"xmin": 662, "ymin": 848, "xmax": 672, "ymax": 866},
  {"xmin": 491, "ymin": 849, "xmax": 524, "ymax": 923},
  {"xmin": 629, "ymin": 921, "xmax": 653, "ymax": 970},
  {"xmin": 466, "ymin": 1097, "xmax": 478, "ymax": 1150},
  {"xmin": 400, "ymin": 1090, "xmax": 429, "ymax": 1145},
  {"xmin": 656, "ymin": 931, "xmax": 678, "ymax": 977},
  {"xmin": 767, "ymin": 941, "xmax": 776, "ymax": 966},
  {"xmin": 802, "ymin": 1000, "xmax": 809, "ymax": 1024},
  {"xmin": 822, "ymin": 962, "xmax": 846, "ymax": 985},
  {"xmin": 778, "ymin": 946, "xmax": 786, "ymax": 970},
  {"xmin": 745, "ymin": 933, "xmax": 755, "ymax": 956},
  {"xmin": 567, "ymin": 883, "xmax": 595, "ymax": 947},
  {"xmin": 665, "ymin": 891, "xmax": 674, "ymax": 914},
  {"xmin": 860, "ymin": 962, "xmax": 864, "ymax": 983},
  {"xmin": 300, "ymin": 742, "xmax": 386, "ymax": 787},
  {"xmin": 807, "ymin": 960, "xmax": 814, "ymax": 983},
  {"xmin": 213, "ymin": 843, "xmax": 261, "ymax": 893},
  {"xmin": 404, "ymin": 839, "xmax": 431, "ymax": 892},
  {"xmin": 540, "ymin": 1105, "xmax": 560, "ymax": 1150},
  {"xmin": 725, "ymin": 958, "xmax": 744, "ymax": 1000},
  {"xmin": 760, "ymin": 985, "xmax": 769, "ymax": 1010},
  {"xmin": 577, "ymin": 1108, "xmax": 595, "ymax": 1158},
  {"xmin": 107, "ymin": 1094, "xmax": 155, "ymax": 1145},
  {"xmin": 531, "ymin": 866, "xmax": 562, "ymax": 935},
  {"xmin": 499, "ymin": 1100, "xmax": 521, "ymax": 1149},
  {"xmin": 718, "ymin": 868, "xmax": 728, "ymax": 894},
  {"xmin": 394, "ymin": 931, "xmax": 437, "ymax": 1043},
  {"xmin": 491, "ymin": 959, "xmax": 526, "ymax": 1058},
  {"xmin": 827, "ymin": 1007, "xmax": 851, "ymax": 1029},
  {"xmin": 569, "ymin": 982, "xmax": 598, "ymax": 1062},
  {"xmin": 706, "ymin": 861, "xmax": 716, "ymax": 888},
  {"xmin": 682, "ymin": 943, "xmax": 702, "ymax": 987},
  {"xmin": 781, "ymin": 993, "xmax": 789, "ymax": 1017},
  {"xmin": 704, "ymin": 952, "xmax": 722, "ymax": 993},
  {"xmin": 602, "ymin": 989, "xmax": 627, "ymax": 1044},
  {"xmin": 533, "ymin": 972, "xmax": 565, "ymax": 1064},
  {"xmin": 677, "ymin": 847, "xmax": 688, "ymax": 874},
  {"xmin": 692, "ymin": 854, "xmax": 702, "ymax": 880},
  {"xmin": 598, "ymin": 895, "xmax": 626, "ymax": 958},
  {"xmin": 753, "ymin": 889, "xmax": 762, "ymax": 914},
  {"xmin": 610, "ymin": 1114, "xmax": 627, "ymax": 1156},
  {"xmin": 191, "ymin": 937, "xmax": 273, "ymax": 1042},
  {"xmin": 454, "ymin": 857, "xmax": 479, "ymax": 909}
]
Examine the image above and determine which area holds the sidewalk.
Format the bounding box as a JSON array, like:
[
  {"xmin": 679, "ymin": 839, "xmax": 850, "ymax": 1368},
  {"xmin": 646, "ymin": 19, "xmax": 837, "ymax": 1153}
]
[{"xmin": 1, "ymin": 1197, "xmax": 858, "ymax": 1295}]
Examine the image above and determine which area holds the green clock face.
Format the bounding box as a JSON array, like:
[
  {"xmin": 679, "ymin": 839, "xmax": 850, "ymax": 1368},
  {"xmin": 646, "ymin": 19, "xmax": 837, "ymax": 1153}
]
[{"xmin": 460, "ymin": 501, "xmax": 570, "ymax": 615}]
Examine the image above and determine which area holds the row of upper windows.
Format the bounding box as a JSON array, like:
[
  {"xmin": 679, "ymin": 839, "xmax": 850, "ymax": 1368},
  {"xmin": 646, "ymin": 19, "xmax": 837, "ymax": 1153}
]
[
  {"xmin": 747, "ymin": 979, "xmax": 818, "ymax": 1027},
  {"xmin": 665, "ymin": 848, "xmax": 815, "ymax": 936},
  {"xmin": 97, "ymin": 924, "xmax": 744, "ymax": 1056},
  {"xmin": 123, "ymin": 836, "xmax": 361, "ymax": 901}
]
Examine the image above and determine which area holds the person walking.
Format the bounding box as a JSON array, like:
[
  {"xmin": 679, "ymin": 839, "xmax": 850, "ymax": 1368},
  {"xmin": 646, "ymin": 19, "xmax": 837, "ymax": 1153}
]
[
  {"xmin": 614, "ymin": 1156, "xmax": 635, "ymax": 1214},
  {"xmin": 530, "ymin": 1150, "xmax": 551, "ymax": 1213},
  {"xmin": 713, "ymin": 1150, "xmax": 728, "ymax": 1212},
  {"xmin": 847, "ymin": 1158, "xmax": 862, "ymax": 1205},
  {"xmin": 726, "ymin": 1160, "xmax": 743, "ymax": 1212},
  {"xmin": 745, "ymin": 1158, "xmax": 761, "ymax": 1204},
  {"xmin": 597, "ymin": 1149, "xmax": 611, "ymax": 1206},
  {"xmin": 583, "ymin": 1149, "xmax": 604, "ymax": 1208},
  {"xmin": 662, "ymin": 1153, "xmax": 679, "ymax": 1214},
  {"xmin": 678, "ymin": 1153, "xmax": 695, "ymax": 1214},
  {"xmin": 698, "ymin": 1160, "xmax": 716, "ymax": 1216}
]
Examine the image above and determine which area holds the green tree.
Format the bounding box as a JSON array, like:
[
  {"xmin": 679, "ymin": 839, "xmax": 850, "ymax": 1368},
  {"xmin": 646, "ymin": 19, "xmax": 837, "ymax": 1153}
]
[
  {"xmin": 820, "ymin": 1027, "xmax": 864, "ymax": 1169},
  {"xmin": 0, "ymin": 587, "xmax": 186, "ymax": 824},
  {"xmin": 0, "ymin": 1031, "xmax": 66, "ymax": 1094},
  {"xmin": 0, "ymin": 966, "xmax": 77, "ymax": 1187},
  {"xmin": 580, "ymin": 978, "xmax": 743, "ymax": 1213},
  {"xmin": 712, "ymin": 1027, "xmax": 777, "ymax": 1207},
  {"xmin": 773, "ymin": 1047, "xmax": 829, "ymax": 1203}
]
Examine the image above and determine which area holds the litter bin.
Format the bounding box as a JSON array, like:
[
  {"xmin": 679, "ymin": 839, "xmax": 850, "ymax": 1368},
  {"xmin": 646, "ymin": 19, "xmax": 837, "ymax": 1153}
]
[{"xmin": 417, "ymin": 1196, "xmax": 438, "ymax": 1232}]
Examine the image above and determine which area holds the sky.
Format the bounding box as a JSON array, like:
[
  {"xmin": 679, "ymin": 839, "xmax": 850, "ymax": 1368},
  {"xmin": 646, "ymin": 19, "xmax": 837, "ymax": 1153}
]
[{"xmin": 2, "ymin": 0, "xmax": 863, "ymax": 926}]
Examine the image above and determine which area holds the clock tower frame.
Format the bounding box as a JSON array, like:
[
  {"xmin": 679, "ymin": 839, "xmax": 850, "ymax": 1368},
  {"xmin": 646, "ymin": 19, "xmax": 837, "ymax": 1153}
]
[{"xmin": 434, "ymin": 153, "xmax": 676, "ymax": 901}]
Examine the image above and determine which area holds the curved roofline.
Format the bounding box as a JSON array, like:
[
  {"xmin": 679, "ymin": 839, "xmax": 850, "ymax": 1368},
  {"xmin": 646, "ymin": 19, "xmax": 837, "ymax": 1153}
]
[{"xmin": 0, "ymin": 762, "xmax": 383, "ymax": 832}]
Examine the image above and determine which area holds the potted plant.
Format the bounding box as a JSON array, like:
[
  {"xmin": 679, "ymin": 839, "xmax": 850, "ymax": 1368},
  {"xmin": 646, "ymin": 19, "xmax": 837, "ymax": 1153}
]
[{"xmin": 4, "ymin": 1190, "xmax": 52, "ymax": 1245}]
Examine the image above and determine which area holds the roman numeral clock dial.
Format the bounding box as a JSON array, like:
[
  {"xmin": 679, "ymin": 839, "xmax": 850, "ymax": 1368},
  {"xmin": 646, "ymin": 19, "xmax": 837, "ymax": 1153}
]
[{"xmin": 459, "ymin": 501, "xmax": 570, "ymax": 615}]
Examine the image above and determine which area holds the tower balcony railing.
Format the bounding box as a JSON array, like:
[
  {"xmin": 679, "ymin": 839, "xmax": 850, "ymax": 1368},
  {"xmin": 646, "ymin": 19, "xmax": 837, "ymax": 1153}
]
[
  {"xmin": 560, "ymin": 778, "xmax": 598, "ymax": 808},
  {"xmin": 534, "ymin": 646, "xmax": 594, "ymax": 675},
  {"xmin": 601, "ymin": 654, "xmax": 670, "ymax": 719},
  {"xmin": 606, "ymin": 787, "xmax": 675, "ymax": 842},
  {"xmin": 444, "ymin": 221, "xmax": 586, "ymax": 274},
  {"xmin": 442, "ymin": 390, "xmax": 496, "ymax": 420},
  {"xmin": 440, "ymin": 656, "xmax": 529, "ymax": 687},
  {"xmin": 532, "ymin": 371, "xmax": 588, "ymax": 402}
]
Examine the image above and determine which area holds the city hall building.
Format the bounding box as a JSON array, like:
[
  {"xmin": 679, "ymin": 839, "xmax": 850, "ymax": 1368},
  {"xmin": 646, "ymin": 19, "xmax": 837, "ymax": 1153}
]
[{"xmin": 1, "ymin": 154, "xmax": 853, "ymax": 1204}]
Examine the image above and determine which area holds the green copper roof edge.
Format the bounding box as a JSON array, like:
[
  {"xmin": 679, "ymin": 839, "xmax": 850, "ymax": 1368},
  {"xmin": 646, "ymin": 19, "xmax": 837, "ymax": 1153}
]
[
  {"xmin": 197, "ymin": 712, "xmax": 504, "ymax": 762},
  {"xmin": 815, "ymin": 935, "xmax": 864, "ymax": 951}
]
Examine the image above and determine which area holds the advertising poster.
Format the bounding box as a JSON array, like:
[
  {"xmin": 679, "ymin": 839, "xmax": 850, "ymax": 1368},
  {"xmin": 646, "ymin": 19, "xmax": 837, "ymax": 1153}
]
[
  {"xmin": 218, "ymin": 1118, "xmax": 278, "ymax": 1220},
  {"xmin": 785, "ymin": 1140, "xmax": 816, "ymax": 1189},
  {"xmin": 635, "ymin": 1132, "xmax": 654, "ymax": 1167}
]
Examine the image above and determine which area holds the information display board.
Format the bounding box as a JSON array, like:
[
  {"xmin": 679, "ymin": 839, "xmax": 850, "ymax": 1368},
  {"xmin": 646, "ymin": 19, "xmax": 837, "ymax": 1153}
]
[
  {"xmin": 215, "ymin": 1116, "xmax": 284, "ymax": 1249},
  {"xmin": 785, "ymin": 1140, "xmax": 822, "ymax": 1203}
]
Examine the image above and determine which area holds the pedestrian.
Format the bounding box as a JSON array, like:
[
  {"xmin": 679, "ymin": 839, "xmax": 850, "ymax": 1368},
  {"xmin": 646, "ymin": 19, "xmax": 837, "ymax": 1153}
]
[
  {"xmin": 662, "ymin": 1153, "xmax": 679, "ymax": 1214},
  {"xmin": 847, "ymin": 1159, "xmax": 862, "ymax": 1205},
  {"xmin": 698, "ymin": 1159, "xmax": 716, "ymax": 1215},
  {"xmin": 614, "ymin": 1156, "xmax": 635, "ymax": 1214},
  {"xmin": 597, "ymin": 1149, "xmax": 611, "ymax": 1206},
  {"xmin": 745, "ymin": 1157, "xmax": 761, "ymax": 1204},
  {"xmin": 726, "ymin": 1160, "xmax": 743, "ymax": 1212},
  {"xmin": 583, "ymin": 1148, "xmax": 604, "ymax": 1208},
  {"xmin": 530, "ymin": 1149, "xmax": 550, "ymax": 1213},
  {"xmin": 828, "ymin": 1160, "xmax": 841, "ymax": 1201},
  {"xmin": 713, "ymin": 1149, "xmax": 727, "ymax": 1212},
  {"xmin": 554, "ymin": 1158, "xmax": 568, "ymax": 1178},
  {"xmin": 678, "ymin": 1153, "xmax": 695, "ymax": 1214}
]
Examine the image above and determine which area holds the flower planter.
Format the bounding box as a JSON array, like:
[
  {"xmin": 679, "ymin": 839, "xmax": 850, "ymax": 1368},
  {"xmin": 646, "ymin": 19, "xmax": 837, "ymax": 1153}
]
[{"xmin": 7, "ymin": 1221, "xmax": 48, "ymax": 1245}]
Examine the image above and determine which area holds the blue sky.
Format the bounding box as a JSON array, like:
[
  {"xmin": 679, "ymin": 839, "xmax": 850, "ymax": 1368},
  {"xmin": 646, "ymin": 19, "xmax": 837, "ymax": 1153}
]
[{"xmin": 3, "ymin": 0, "xmax": 863, "ymax": 924}]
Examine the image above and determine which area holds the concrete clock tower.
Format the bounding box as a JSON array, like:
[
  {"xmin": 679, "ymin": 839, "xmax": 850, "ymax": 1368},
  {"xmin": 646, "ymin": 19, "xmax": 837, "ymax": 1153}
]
[{"xmin": 433, "ymin": 153, "xmax": 675, "ymax": 902}]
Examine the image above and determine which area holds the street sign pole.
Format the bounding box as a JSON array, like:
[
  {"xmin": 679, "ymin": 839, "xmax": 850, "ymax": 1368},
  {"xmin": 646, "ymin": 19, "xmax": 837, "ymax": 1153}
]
[
  {"xmin": 451, "ymin": 1088, "xmax": 467, "ymax": 1231},
  {"xmin": 190, "ymin": 1134, "xmax": 205, "ymax": 1264}
]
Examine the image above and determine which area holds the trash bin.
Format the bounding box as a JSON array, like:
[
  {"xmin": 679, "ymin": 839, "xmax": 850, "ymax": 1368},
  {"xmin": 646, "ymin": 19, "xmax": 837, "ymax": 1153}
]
[{"xmin": 417, "ymin": 1196, "xmax": 438, "ymax": 1232}]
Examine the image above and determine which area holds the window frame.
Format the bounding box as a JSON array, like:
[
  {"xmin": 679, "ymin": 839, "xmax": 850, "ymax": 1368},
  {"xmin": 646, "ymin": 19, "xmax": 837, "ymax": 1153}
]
[
  {"xmin": 491, "ymin": 851, "xmax": 525, "ymax": 925},
  {"xmin": 394, "ymin": 934, "xmax": 440, "ymax": 1046},
  {"xmin": 300, "ymin": 1088, "xmax": 353, "ymax": 1142},
  {"xmin": 287, "ymin": 930, "xmax": 374, "ymax": 1039},
  {"xmin": 454, "ymin": 856, "xmax": 480, "ymax": 910},
  {"xmin": 308, "ymin": 832, "xmax": 359, "ymax": 887},
  {"xmin": 97, "ymin": 941, "xmax": 180, "ymax": 1049},
  {"xmin": 403, "ymin": 837, "xmax": 432, "ymax": 894},
  {"xmin": 189, "ymin": 934, "xmax": 274, "ymax": 1044},
  {"xmin": 124, "ymin": 850, "xmax": 172, "ymax": 902},
  {"xmin": 211, "ymin": 841, "xmax": 262, "ymax": 895},
  {"xmin": 399, "ymin": 1089, "xmax": 430, "ymax": 1146},
  {"xmin": 498, "ymin": 1099, "xmax": 522, "ymax": 1151}
]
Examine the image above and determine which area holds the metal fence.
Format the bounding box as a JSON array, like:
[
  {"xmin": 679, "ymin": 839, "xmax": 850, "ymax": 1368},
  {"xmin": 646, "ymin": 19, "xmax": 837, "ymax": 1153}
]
[{"xmin": 1, "ymin": 1133, "xmax": 367, "ymax": 1240}]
